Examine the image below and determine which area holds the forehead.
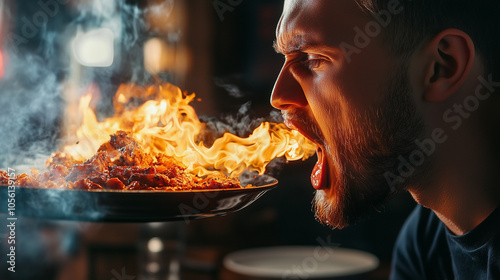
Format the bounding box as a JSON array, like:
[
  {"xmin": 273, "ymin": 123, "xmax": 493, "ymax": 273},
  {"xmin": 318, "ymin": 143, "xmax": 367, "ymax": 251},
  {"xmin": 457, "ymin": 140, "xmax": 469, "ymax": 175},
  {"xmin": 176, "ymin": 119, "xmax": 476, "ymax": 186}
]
[{"xmin": 276, "ymin": 0, "xmax": 368, "ymax": 52}]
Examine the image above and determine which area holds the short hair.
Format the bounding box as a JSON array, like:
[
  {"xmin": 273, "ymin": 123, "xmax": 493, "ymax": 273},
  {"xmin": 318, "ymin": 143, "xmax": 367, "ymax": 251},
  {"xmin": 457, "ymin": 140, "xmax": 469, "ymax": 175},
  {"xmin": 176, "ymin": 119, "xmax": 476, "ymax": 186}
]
[{"xmin": 355, "ymin": 0, "xmax": 500, "ymax": 78}]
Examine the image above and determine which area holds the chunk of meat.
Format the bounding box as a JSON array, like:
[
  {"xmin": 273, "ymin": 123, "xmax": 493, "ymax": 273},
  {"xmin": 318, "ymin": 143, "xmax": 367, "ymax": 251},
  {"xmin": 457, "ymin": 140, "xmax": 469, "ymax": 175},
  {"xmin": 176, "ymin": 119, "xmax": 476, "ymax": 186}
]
[
  {"xmin": 97, "ymin": 131, "xmax": 154, "ymax": 167},
  {"xmin": 73, "ymin": 178, "xmax": 104, "ymax": 190},
  {"xmin": 105, "ymin": 178, "xmax": 126, "ymax": 190}
]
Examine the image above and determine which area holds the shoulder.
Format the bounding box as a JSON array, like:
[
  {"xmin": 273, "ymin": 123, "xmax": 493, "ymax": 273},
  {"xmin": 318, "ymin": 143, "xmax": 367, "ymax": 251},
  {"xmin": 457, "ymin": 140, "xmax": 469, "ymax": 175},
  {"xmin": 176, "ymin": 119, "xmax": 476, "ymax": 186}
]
[{"xmin": 390, "ymin": 205, "xmax": 450, "ymax": 280}]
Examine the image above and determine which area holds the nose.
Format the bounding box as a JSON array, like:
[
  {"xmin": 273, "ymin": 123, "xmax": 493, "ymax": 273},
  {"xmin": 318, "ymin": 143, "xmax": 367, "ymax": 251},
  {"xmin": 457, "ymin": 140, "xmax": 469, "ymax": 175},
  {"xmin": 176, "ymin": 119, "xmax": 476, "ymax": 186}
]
[{"xmin": 270, "ymin": 65, "xmax": 308, "ymax": 110}]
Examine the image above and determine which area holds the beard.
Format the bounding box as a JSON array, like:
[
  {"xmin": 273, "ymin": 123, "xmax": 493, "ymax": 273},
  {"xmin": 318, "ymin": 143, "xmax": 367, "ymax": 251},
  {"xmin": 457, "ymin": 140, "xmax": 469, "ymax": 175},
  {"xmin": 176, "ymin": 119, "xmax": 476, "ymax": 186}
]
[{"xmin": 313, "ymin": 62, "xmax": 431, "ymax": 229}]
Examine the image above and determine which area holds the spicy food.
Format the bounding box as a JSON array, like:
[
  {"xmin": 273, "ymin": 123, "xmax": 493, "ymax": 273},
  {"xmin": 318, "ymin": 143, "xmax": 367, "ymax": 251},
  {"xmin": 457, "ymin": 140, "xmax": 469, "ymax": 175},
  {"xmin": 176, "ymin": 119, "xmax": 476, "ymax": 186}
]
[{"xmin": 0, "ymin": 131, "xmax": 243, "ymax": 191}]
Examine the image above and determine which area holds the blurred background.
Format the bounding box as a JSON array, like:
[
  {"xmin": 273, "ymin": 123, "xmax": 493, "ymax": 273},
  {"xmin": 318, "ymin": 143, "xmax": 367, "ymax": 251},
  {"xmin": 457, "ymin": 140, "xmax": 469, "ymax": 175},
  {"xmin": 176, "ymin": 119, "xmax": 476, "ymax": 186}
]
[{"xmin": 0, "ymin": 0, "xmax": 416, "ymax": 279}]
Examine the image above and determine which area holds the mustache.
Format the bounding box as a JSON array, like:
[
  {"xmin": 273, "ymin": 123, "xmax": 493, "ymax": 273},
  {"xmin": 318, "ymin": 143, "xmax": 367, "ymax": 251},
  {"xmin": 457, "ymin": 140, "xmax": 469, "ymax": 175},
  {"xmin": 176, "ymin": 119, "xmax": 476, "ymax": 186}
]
[
  {"xmin": 281, "ymin": 110, "xmax": 324, "ymax": 143},
  {"xmin": 281, "ymin": 110, "xmax": 307, "ymax": 126}
]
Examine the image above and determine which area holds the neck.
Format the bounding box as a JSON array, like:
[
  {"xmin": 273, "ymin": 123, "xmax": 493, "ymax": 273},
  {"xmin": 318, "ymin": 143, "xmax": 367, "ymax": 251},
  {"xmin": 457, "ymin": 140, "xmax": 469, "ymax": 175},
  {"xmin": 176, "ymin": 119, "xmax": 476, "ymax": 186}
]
[{"xmin": 409, "ymin": 121, "xmax": 500, "ymax": 236}]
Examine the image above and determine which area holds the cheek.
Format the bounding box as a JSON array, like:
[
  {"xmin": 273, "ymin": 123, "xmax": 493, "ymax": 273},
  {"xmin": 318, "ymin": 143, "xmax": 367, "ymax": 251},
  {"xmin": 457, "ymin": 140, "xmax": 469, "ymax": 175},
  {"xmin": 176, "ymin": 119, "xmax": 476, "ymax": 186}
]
[
  {"xmin": 307, "ymin": 78, "xmax": 353, "ymax": 145},
  {"xmin": 337, "ymin": 47, "xmax": 396, "ymax": 108},
  {"xmin": 308, "ymin": 76, "xmax": 339, "ymax": 125}
]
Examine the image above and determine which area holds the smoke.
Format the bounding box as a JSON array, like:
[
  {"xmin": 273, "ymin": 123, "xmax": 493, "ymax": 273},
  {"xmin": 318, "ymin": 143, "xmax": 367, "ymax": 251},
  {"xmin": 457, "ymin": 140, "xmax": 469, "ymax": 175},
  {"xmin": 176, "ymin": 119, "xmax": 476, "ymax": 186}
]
[
  {"xmin": 0, "ymin": 53, "xmax": 63, "ymax": 171},
  {"xmin": 0, "ymin": 0, "xmax": 169, "ymax": 170},
  {"xmin": 0, "ymin": 49, "xmax": 100, "ymax": 279},
  {"xmin": 214, "ymin": 77, "xmax": 245, "ymax": 98}
]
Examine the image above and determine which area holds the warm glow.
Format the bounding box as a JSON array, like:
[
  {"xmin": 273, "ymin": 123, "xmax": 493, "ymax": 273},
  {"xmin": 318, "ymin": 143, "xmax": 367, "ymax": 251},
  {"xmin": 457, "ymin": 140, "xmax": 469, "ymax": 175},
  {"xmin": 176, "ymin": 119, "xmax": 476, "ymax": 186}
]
[
  {"xmin": 63, "ymin": 83, "xmax": 316, "ymax": 178},
  {"xmin": 0, "ymin": 49, "xmax": 4, "ymax": 79},
  {"xmin": 144, "ymin": 38, "xmax": 165, "ymax": 74},
  {"xmin": 143, "ymin": 37, "xmax": 191, "ymax": 75},
  {"xmin": 72, "ymin": 28, "xmax": 114, "ymax": 67}
]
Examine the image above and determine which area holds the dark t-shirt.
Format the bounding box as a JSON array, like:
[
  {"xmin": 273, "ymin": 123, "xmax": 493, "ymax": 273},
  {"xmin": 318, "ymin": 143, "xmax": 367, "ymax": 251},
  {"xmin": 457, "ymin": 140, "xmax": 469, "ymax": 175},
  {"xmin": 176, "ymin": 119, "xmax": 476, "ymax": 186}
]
[{"xmin": 390, "ymin": 205, "xmax": 500, "ymax": 280}]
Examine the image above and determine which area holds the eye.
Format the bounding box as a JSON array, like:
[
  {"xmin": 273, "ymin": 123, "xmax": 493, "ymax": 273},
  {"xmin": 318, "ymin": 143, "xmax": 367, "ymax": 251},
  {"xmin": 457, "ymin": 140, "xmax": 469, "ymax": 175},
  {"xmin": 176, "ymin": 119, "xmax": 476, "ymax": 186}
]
[
  {"xmin": 301, "ymin": 54, "xmax": 325, "ymax": 71},
  {"xmin": 288, "ymin": 53, "xmax": 327, "ymax": 76}
]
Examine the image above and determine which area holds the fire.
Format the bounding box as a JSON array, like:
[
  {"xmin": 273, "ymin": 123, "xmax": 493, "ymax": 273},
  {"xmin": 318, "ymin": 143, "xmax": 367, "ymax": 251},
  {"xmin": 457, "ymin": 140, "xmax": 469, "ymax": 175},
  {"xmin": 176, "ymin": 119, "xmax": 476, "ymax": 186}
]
[{"xmin": 62, "ymin": 83, "xmax": 316, "ymax": 178}]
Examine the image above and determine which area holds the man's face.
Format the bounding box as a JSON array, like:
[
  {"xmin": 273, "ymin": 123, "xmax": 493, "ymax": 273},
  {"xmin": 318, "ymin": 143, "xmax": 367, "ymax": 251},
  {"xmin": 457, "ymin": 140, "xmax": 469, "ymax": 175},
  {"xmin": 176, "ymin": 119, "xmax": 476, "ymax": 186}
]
[{"xmin": 271, "ymin": 0, "xmax": 426, "ymax": 228}]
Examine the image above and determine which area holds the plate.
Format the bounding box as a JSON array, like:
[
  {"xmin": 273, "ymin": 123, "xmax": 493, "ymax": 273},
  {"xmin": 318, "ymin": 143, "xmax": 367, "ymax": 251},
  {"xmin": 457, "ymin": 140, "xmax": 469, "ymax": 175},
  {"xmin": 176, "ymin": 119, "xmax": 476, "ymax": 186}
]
[
  {"xmin": 223, "ymin": 246, "xmax": 379, "ymax": 279},
  {"xmin": 0, "ymin": 176, "xmax": 277, "ymax": 222}
]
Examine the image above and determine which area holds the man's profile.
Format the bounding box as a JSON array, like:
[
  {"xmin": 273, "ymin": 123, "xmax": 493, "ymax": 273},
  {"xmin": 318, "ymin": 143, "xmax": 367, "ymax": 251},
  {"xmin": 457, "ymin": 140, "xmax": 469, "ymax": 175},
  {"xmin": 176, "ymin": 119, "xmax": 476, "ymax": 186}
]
[{"xmin": 271, "ymin": 0, "xmax": 500, "ymax": 278}]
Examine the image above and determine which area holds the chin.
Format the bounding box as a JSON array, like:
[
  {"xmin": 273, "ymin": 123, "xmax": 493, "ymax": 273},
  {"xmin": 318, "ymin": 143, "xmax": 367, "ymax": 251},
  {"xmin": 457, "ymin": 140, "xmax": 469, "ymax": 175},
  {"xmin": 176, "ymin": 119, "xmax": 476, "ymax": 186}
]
[
  {"xmin": 313, "ymin": 191, "xmax": 371, "ymax": 230},
  {"xmin": 312, "ymin": 173, "xmax": 392, "ymax": 230}
]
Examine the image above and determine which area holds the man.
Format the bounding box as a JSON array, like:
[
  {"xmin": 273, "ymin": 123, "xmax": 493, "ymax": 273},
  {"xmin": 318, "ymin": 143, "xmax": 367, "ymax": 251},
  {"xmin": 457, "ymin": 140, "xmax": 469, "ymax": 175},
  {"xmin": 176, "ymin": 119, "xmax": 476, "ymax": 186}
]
[{"xmin": 271, "ymin": 0, "xmax": 500, "ymax": 279}]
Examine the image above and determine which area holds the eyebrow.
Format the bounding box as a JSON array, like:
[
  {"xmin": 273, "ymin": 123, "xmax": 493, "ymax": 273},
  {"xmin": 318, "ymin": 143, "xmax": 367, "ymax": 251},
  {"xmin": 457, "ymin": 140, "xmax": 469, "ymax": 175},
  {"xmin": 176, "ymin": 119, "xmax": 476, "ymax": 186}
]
[
  {"xmin": 273, "ymin": 33, "xmax": 306, "ymax": 55},
  {"xmin": 273, "ymin": 34, "xmax": 330, "ymax": 55}
]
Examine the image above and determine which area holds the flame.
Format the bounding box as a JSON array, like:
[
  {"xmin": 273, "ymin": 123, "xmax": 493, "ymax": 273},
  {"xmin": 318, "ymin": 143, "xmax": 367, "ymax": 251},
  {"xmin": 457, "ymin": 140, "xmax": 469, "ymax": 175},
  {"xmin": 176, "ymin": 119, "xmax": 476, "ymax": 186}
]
[{"xmin": 63, "ymin": 83, "xmax": 316, "ymax": 177}]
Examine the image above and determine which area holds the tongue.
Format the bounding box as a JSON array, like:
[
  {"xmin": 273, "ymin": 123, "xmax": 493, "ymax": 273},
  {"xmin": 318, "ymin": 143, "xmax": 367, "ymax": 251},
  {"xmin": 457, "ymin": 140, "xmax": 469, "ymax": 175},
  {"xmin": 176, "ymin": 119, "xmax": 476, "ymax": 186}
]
[{"xmin": 311, "ymin": 148, "xmax": 327, "ymax": 190}]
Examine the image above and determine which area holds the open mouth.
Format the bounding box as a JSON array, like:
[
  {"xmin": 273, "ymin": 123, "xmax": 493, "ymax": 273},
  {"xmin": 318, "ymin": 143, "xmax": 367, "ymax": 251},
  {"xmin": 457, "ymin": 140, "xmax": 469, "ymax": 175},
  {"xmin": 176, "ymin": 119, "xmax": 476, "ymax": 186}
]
[{"xmin": 283, "ymin": 117, "xmax": 329, "ymax": 190}]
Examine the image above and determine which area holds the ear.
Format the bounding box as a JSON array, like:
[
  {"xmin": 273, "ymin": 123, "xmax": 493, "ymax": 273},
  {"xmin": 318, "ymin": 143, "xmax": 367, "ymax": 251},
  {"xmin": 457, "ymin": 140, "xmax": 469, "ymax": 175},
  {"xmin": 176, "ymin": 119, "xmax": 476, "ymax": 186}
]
[{"xmin": 422, "ymin": 29, "xmax": 475, "ymax": 102}]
